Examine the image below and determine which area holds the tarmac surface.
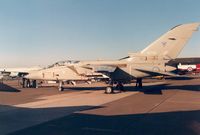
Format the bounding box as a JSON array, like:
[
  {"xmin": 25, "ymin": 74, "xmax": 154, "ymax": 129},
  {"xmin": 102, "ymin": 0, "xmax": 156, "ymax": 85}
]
[{"xmin": 0, "ymin": 78, "xmax": 200, "ymax": 135}]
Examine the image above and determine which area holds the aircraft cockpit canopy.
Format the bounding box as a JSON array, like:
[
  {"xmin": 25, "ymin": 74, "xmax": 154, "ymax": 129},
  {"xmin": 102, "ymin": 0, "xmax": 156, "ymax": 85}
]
[{"xmin": 47, "ymin": 60, "xmax": 80, "ymax": 68}]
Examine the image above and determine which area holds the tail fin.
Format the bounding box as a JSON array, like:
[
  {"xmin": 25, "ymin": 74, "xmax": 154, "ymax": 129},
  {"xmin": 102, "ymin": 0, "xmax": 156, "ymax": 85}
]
[{"xmin": 140, "ymin": 23, "xmax": 200, "ymax": 59}]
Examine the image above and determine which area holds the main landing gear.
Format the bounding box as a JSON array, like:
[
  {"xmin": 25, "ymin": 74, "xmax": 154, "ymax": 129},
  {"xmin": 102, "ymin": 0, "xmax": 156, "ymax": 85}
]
[
  {"xmin": 105, "ymin": 86, "xmax": 114, "ymax": 94},
  {"xmin": 105, "ymin": 78, "xmax": 143, "ymax": 94},
  {"xmin": 105, "ymin": 81, "xmax": 125, "ymax": 94},
  {"xmin": 135, "ymin": 78, "xmax": 143, "ymax": 88}
]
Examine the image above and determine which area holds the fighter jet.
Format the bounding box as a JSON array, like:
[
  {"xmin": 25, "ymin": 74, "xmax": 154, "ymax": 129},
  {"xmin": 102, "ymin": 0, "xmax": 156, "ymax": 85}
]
[{"xmin": 24, "ymin": 23, "xmax": 200, "ymax": 93}]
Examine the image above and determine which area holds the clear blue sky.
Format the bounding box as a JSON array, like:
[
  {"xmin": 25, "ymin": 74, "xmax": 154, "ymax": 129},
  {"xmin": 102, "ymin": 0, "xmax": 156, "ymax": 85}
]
[{"xmin": 0, "ymin": 0, "xmax": 200, "ymax": 67}]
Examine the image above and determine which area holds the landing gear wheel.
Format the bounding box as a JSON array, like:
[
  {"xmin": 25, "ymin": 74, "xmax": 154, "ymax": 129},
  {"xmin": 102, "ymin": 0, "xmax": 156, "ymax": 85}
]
[
  {"xmin": 58, "ymin": 81, "xmax": 64, "ymax": 91},
  {"xmin": 105, "ymin": 86, "xmax": 113, "ymax": 94},
  {"xmin": 59, "ymin": 87, "xmax": 64, "ymax": 91},
  {"xmin": 32, "ymin": 80, "xmax": 38, "ymax": 88},
  {"xmin": 116, "ymin": 82, "xmax": 125, "ymax": 92}
]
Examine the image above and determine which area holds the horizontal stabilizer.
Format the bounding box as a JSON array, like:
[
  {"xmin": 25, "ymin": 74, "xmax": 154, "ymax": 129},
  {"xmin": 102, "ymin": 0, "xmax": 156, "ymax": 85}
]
[{"xmin": 135, "ymin": 68, "xmax": 178, "ymax": 77}]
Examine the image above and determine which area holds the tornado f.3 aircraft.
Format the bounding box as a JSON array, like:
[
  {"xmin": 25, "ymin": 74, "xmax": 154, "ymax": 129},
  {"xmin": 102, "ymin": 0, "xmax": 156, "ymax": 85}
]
[{"xmin": 24, "ymin": 23, "xmax": 200, "ymax": 93}]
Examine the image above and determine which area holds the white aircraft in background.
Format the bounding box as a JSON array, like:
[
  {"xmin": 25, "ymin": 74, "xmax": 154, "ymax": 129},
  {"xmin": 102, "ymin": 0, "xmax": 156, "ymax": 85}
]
[
  {"xmin": 0, "ymin": 66, "xmax": 42, "ymax": 78},
  {"xmin": 24, "ymin": 23, "xmax": 200, "ymax": 93}
]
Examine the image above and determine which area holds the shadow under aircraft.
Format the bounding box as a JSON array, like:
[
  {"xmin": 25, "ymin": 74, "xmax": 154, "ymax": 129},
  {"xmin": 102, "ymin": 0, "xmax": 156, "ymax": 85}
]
[
  {"xmin": 0, "ymin": 83, "xmax": 21, "ymax": 92},
  {"xmin": 6, "ymin": 105, "xmax": 200, "ymax": 135}
]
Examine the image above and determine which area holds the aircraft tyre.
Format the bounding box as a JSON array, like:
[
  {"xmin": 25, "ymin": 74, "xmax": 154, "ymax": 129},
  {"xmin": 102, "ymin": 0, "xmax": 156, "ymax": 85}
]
[
  {"xmin": 59, "ymin": 86, "xmax": 64, "ymax": 91},
  {"xmin": 22, "ymin": 78, "xmax": 26, "ymax": 88},
  {"xmin": 32, "ymin": 80, "xmax": 38, "ymax": 88},
  {"xmin": 58, "ymin": 81, "xmax": 64, "ymax": 91},
  {"xmin": 105, "ymin": 86, "xmax": 113, "ymax": 94}
]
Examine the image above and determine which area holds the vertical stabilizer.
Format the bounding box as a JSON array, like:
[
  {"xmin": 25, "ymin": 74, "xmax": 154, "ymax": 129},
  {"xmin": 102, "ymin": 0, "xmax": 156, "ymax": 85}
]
[{"xmin": 141, "ymin": 23, "xmax": 200, "ymax": 59}]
